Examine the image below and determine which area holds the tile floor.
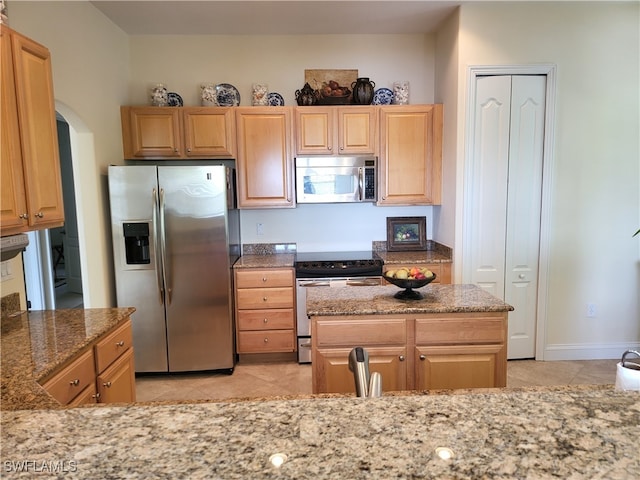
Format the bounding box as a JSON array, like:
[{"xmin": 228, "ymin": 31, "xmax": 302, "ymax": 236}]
[{"xmin": 135, "ymin": 358, "xmax": 619, "ymax": 403}]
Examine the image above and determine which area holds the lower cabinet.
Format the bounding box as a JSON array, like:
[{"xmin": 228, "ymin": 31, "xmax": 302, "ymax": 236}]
[
  {"xmin": 311, "ymin": 312, "xmax": 507, "ymax": 394},
  {"xmin": 41, "ymin": 319, "xmax": 136, "ymax": 406}
]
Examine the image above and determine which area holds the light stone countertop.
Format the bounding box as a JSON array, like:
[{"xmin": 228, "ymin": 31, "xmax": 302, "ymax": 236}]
[
  {"xmin": 307, "ymin": 283, "xmax": 514, "ymax": 316},
  {"xmin": 1, "ymin": 385, "xmax": 638, "ymax": 479},
  {"xmin": 233, "ymin": 253, "xmax": 296, "ymax": 269},
  {"xmin": 1, "ymin": 308, "xmax": 136, "ymax": 411}
]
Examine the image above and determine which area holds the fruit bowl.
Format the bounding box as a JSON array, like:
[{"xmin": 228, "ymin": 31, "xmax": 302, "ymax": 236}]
[{"xmin": 383, "ymin": 273, "xmax": 437, "ymax": 300}]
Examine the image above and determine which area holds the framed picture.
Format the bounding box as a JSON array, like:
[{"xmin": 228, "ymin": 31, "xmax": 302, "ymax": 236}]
[
  {"xmin": 305, "ymin": 69, "xmax": 358, "ymax": 105},
  {"xmin": 386, "ymin": 216, "xmax": 427, "ymax": 251}
]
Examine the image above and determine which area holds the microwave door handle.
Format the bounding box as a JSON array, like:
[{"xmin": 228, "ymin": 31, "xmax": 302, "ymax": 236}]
[{"xmin": 357, "ymin": 167, "xmax": 364, "ymax": 201}]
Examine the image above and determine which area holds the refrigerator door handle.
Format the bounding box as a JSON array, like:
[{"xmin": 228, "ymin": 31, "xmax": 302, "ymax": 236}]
[
  {"xmin": 152, "ymin": 188, "xmax": 164, "ymax": 305},
  {"xmin": 159, "ymin": 188, "xmax": 172, "ymax": 305}
]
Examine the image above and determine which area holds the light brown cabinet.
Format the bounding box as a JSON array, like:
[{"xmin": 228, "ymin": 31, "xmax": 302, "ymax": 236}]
[
  {"xmin": 383, "ymin": 262, "xmax": 452, "ymax": 285},
  {"xmin": 414, "ymin": 313, "xmax": 507, "ymax": 390},
  {"xmin": 378, "ymin": 104, "xmax": 443, "ymax": 206},
  {"xmin": 120, "ymin": 106, "xmax": 236, "ymax": 159},
  {"xmin": 235, "ymin": 268, "xmax": 296, "ymax": 354},
  {"xmin": 1, "ymin": 25, "xmax": 64, "ymax": 235},
  {"xmin": 294, "ymin": 106, "xmax": 378, "ymax": 156},
  {"xmin": 40, "ymin": 319, "xmax": 136, "ymax": 405},
  {"xmin": 311, "ymin": 311, "xmax": 507, "ymax": 394},
  {"xmin": 235, "ymin": 107, "xmax": 294, "ymax": 208},
  {"xmin": 312, "ymin": 316, "xmax": 407, "ymax": 394}
]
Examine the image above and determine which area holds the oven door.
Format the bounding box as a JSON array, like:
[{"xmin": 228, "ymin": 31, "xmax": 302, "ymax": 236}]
[{"xmin": 295, "ymin": 277, "xmax": 383, "ymax": 364}]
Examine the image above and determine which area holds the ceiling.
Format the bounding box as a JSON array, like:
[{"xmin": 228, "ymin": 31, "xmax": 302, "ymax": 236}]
[{"xmin": 89, "ymin": 1, "xmax": 462, "ymax": 35}]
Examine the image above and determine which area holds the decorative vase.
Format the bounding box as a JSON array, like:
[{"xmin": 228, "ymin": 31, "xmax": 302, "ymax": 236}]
[
  {"xmin": 200, "ymin": 83, "xmax": 217, "ymax": 106},
  {"xmin": 351, "ymin": 77, "xmax": 375, "ymax": 105},
  {"xmin": 295, "ymin": 83, "xmax": 319, "ymax": 106},
  {"xmin": 252, "ymin": 84, "xmax": 269, "ymax": 106},
  {"xmin": 392, "ymin": 81, "xmax": 410, "ymax": 105},
  {"xmin": 150, "ymin": 83, "xmax": 168, "ymax": 107}
]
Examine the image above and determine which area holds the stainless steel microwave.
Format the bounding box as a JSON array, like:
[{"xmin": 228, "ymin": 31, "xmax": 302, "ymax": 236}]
[{"xmin": 295, "ymin": 156, "xmax": 377, "ymax": 203}]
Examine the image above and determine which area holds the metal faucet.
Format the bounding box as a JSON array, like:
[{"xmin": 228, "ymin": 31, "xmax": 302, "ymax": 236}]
[{"xmin": 348, "ymin": 347, "xmax": 382, "ymax": 398}]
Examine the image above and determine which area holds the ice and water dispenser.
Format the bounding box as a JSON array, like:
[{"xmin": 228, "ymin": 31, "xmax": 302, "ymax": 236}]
[{"xmin": 123, "ymin": 222, "xmax": 150, "ymax": 265}]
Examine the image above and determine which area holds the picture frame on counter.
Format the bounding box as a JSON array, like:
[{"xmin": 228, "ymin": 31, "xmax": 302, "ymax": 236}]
[{"xmin": 386, "ymin": 216, "xmax": 427, "ymax": 251}]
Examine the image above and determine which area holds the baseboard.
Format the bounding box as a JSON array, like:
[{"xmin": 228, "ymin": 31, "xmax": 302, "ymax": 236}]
[{"xmin": 541, "ymin": 342, "xmax": 640, "ymax": 361}]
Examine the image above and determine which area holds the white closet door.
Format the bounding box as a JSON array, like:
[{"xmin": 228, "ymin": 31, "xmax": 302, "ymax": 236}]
[
  {"xmin": 466, "ymin": 75, "xmax": 546, "ymax": 359},
  {"xmin": 505, "ymin": 76, "xmax": 546, "ymax": 359}
]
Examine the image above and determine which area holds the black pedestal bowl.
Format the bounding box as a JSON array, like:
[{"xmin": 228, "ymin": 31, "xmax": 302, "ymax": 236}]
[{"xmin": 383, "ymin": 273, "xmax": 437, "ymax": 300}]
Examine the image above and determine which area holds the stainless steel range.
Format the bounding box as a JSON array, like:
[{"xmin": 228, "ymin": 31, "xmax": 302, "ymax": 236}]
[{"xmin": 295, "ymin": 251, "xmax": 383, "ymax": 363}]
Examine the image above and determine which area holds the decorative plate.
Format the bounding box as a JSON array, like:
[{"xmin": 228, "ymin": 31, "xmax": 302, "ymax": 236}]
[
  {"xmin": 167, "ymin": 92, "xmax": 183, "ymax": 107},
  {"xmin": 373, "ymin": 88, "xmax": 393, "ymax": 105},
  {"xmin": 267, "ymin": 92, "xmax": 284, "ymax": 106},
  {"xmin": 215, "ymin": 83, "xmax": 241, "ymax": 107}
]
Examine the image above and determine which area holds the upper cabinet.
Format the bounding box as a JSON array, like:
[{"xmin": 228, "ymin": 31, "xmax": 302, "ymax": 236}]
[
  {"xmin": 378, "ymin": 104, "xmax": 443, "ymax": 206},
  {"xmin": 0, "ymin": 25, "xmax": 64, "ymax": 236},
  {"xmin": 235, "ymin": 107, "xmax": 295, "ymax": 209},
  {"xmin": 295, "ymin": 106, "xmax": 377, "ymax": 156},
  {"xmin": 120, "ymin": 106, "xmax": 236, "ymax": 159}
]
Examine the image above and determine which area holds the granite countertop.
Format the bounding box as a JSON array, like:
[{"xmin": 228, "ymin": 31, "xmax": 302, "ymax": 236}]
[
  {"xmin": 1, "ymin": 308, "xmax": 136, "ymax": 411},
  {"xmin": 234, "ymin": 253, "xmax": 296, "ymax": 269},
  {"xmin": 375, "ymin": 249, "xmax": 452, "ymax": 264},
  {"xmin": 307, "ymin": 283, "xmax": 514, "ymax": 316},
  {"xmin": 1, "ymin": 385, "xmax": 638, "ymax": 479}
]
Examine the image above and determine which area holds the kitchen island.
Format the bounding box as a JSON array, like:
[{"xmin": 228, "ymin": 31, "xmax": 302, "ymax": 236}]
[
  {"xmin": 308, "ymin": 284, "xmax": 514, "ymax": 393},
  {"xmin": 1, "ymin": 385, "xmax": 638, "ymax": 479}
]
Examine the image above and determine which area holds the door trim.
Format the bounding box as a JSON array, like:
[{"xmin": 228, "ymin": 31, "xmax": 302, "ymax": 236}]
[{"xmin": 463, "ymin": 64, "xmax": 557, "ymax": 360}]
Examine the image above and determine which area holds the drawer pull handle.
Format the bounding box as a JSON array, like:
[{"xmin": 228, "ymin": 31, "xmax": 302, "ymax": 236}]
[
  {"xmin": 263, "ymin": 318, "xmax": 268, "ymax": 323},
  {"xmin": 116, "ymin": 340, "xmax": 125, "ymax": 347},
  {"xmin": 419, "ymin": 354, "xmax": 426, "ymax": 361},
  {"xmin": 69, "ymin": 379, "xmax": 80, "ymax": 386},
  {"xmin": 92, "ymin": 393, "xmax": 101, "ymax": 400},
  {"xmin": 263, "ymin": 297, "xmax": 268, "ymax": 302},
  {"xmin": 262, "ymin": 277, "xmax": 267, "ymax": 282},
  {"xmin": 35, "ymin": 212, "xmax": 44, "ymax": 218},
  {"xmin": 263, "ymin": 338, "xmax": 268, "ymax": 343},
  {"xmin": 103, "ymin": 381, "xmax": 112, "ymax": 388},
  {"xmin": 399, "ymin": 355, "xmax": 405, "ymax": 362}
]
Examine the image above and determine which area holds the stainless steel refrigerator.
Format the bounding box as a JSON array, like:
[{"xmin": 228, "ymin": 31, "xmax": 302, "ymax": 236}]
[{"xmin": 108, "ymin": 165, "xmax": 240, "ymax": 373}]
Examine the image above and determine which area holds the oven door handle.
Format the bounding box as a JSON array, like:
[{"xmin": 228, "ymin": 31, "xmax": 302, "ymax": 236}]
[
  {"xmin": 298, "ymin": 281, "xmax": 331, "ymax": 287},
  {"xmin": 346, "ymin": 278, "xmax": 382, "ymax": 287}
]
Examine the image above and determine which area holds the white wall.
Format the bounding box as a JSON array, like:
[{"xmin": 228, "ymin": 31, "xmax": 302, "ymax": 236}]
[{"xmin": 455, "ymin": 2, "xmax": 640, "ymax": 358}]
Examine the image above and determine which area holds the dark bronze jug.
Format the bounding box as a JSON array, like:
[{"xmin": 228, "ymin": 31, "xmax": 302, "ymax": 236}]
[
  {"xmin": 351, "ymin": 77, "xmax": 375, "ymax": 105},
  {"xmin": 295, "ymin": 83, "xmax": 320, "ymax": 106}
]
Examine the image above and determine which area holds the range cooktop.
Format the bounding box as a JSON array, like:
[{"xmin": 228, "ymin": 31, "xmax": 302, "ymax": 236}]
[{"xmin": 295, "ymin": 251, "xmax": 383, "ymax": 278}]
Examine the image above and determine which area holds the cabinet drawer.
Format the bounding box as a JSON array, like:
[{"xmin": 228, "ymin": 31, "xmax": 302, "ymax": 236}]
[
  {"xmin": 415, "ymin": 315, "xmax": 506, "ymax": 345},
  {"xmin": 68, "ymin": 383, "xmax": 98, "ymax": 406},
  {"xmin": 237, "ymin": 309, "xmax": 294, "ymax": 331},
  {"xmin": 236, "ymin": 287, "xmax": 294, "ymax": 309},
  {"xmin": 236, "ymin": 269, "xmax": 293, "ymax": 288},
  {"xmin": 237, "ymin": 330, "xmax": 295, "ymax": 353},
  {"xmin": 95, "ymin": 320, "xmax": 133, "ymax": 373},
  {"xmin": 41, "ymin": 348, "xmax": 95, "ymax": 405},
  {"xmin": 315, "ymin": 318, "xmax": 406, "ymax": 347}
]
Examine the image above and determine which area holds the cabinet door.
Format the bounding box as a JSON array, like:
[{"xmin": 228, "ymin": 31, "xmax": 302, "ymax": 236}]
[
  {"xmin": 183, "ymin": 107, "xmax": 236, "ymax": 158},
  {"xmin": 122, "ymin": 106, "xmax": 182, "ymax": 158},
  {"xmin": 338, "ymin": 107, "xmax": 377, "ymax": 155},
  {"xmin": 378, "ymin": 105, "xmax": 442, "ymax": 205},
  {"xmin": 97, "ymin": 348, "xmax": 136, "ymax": 403},
  {"xmin": 415, "ymin": 344, "xmax": 506, "ymax": 390},
  {"xmin": 314, "ymin": 346, "xmax": 407, "ymax": 394},
  {"xmin": 9, "ymin": 28, "xmax": 64, "ymax": 231},
  {"xmin": 295, "ymin": 107, "xmax": 334, "ymax": 154},
  {"xmin": 0, "ymin": 26, "xmax": 27, "ymax": 233},
  {"xmin": 235, "ymin": 107, "xmax": 294, "ymax": 208}
]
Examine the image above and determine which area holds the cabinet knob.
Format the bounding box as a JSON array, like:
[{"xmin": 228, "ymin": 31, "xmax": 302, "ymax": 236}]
[
  {"xmin": 116, "ymin": 340, "xmax": 125, "ymax": 347},
  {"xmin": 399, "ymin": 355, "xmax": 405, "ymax": 361},
  {"xmin": 35, "ymin": 212, "xmax": 44, "ymax": 218},
  {"xmin": 19, "ymin": 213, "xmax": 28, "ymax": 219},
  {"xmin": 518, "ymin": 274, "xmax": 525, "ymax": 279},
  {"xmin": 419, "ymin": 354, "xmax": 426, "ymax": 361},
  {"xmin": 187, "ymin": 147, "xmax": 191, "ymax": 152},
  {"xmin": 263, "ymin": 318, "xmax": 268, "ymax": 323},
  {"xmin": 69, "ymin": 379, "xmax": 80, "ymax": 386},
  {"xmin": 263, "ymin": 297, "xmax": 268, "ymax": 302},
  {"xmin": 92, "ymin": 393, "xmax": 101, "ymax": 401},
  {"xmin": 103, "ymin": 381, "xmax": 112, "ymax": 388},
  {"xmin": 174, "ymin": 148, "xmax": 179, "ymax": 153},
  {"xmin": 262, "ymin": 277, "xmax": 268, "ymax": 282},
  {"xmin": 263, "ymin": 338, "xmax": 268, "ymax": 343}
]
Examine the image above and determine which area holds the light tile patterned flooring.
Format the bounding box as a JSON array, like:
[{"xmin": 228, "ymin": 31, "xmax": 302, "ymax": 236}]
[{"xmin": 135, "ymin": 359, "xmax": 619, "ymax": 403}]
